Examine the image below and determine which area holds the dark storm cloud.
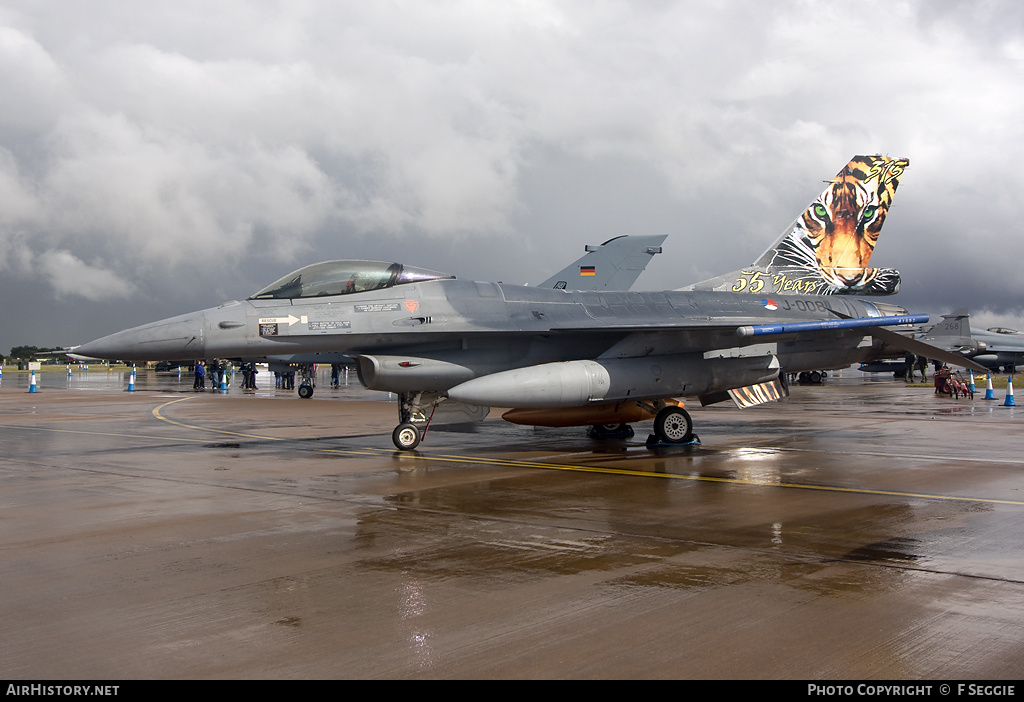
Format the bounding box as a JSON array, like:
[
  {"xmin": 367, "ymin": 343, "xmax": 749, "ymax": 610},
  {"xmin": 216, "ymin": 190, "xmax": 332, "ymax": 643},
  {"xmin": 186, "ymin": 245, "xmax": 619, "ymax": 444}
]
[{"xmin": 1, "ymin": 0, "xmax": 1023, "ymax": 352}]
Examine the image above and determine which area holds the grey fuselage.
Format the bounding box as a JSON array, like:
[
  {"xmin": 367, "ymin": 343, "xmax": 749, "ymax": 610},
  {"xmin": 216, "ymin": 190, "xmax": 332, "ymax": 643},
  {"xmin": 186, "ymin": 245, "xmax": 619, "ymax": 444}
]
[
  {"xmin": 958, "ymin": 328, "xmax": 1024, "ymax": 371},
  {"xmin": 77, "ymin": 278, "xmax": 905, "ymax": 399}
]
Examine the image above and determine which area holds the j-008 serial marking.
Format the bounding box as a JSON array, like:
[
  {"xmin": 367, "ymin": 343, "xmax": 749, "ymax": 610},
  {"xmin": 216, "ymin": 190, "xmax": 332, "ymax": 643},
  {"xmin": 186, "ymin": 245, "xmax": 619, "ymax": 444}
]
[{"xmin": 778, "ymin": 298, "xmax": 832, "ymax": 313}]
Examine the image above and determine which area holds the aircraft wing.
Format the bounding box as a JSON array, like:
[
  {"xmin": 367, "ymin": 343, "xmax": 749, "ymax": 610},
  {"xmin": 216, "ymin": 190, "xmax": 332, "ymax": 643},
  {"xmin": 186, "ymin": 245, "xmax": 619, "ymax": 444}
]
[
  {"xmin": 829, "ymin": 311, "xmax": 991, "ymax": 374},
  {"xmin": 543, "ymin": 312, "xmax": 987, "ymax": 375},
  {"xmin": 536, "ymin": 235, "xmax": 666, "ymax": 291},
  {"xmin": 526, "ymin": 314, "xmax": 928, "ymax": 359}
]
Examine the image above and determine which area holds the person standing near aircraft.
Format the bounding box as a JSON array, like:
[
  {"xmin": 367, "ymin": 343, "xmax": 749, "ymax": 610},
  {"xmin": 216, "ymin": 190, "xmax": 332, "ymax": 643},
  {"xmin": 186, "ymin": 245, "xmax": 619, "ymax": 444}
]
[
  {"xmin": 904, "ymin": 353, "xmax": 916, "ymax": 382},
  {"xmin": 193, "ymin": 360, "xmax": 205, "ymax": 390}
]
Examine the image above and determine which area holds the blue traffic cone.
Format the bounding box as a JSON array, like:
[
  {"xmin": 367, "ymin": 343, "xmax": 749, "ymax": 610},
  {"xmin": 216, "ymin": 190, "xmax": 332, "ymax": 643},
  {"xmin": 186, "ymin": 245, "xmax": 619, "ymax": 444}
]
[
  {"xmin": 1004, "ymin": 375, "xmax": 1015, "ymax": 407},
  {"xmin": 984, "ymin": 374, "xmax": 995, "ymax": 400},
  {"xmin": 127, "ymin": 367, "xmax": 136, "ymax": 392},
  {"xmin": 29, "ymin": 370, "xmax": 38, "ymax": 393},
  {"xmin": 220, "ymin": 369, "xmax": 228, "ymax": 392},
  {"xmin": 969, "ymin": 370, "xmax": 976, "ymax": 394}
]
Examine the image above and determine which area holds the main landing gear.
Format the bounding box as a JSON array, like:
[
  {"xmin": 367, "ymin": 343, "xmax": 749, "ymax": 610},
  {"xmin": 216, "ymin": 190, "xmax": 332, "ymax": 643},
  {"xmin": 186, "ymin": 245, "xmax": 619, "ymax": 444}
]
[
  {"xmin": 389, "ymin": 394, "xmax": 697, "ymax": 451},
  {"xmin": 652, "ymin": 406, "xmax": 694, "ymax": 444},
  {"xmin": 587, "ymin": 403, "xmax": 696, "ymax": 446},
  {"xmin": 588, "ymin": 423, "xmax": 635, "ymax": 439}
]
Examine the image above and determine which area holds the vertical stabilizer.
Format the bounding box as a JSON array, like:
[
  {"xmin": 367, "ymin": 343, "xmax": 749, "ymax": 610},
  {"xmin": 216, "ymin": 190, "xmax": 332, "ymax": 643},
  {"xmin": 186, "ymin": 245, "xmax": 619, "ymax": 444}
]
[
  {"xmin": 683, "ymin": 155, "xmax": 909, "ymax": 296},
  {"xmin": 920, "ymin": 309, "xmax": 977, "ymax": 354},
  {"xmin": 537, "ymin": 235, "xmax": 666, "ymax": 291}
]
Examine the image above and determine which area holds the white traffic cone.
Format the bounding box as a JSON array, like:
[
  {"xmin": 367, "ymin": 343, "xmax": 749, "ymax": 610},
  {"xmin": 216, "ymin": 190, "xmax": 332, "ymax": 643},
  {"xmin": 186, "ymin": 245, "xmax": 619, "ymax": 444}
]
[
  {"xmin": 985, "ymin": 374, "xmax": 995, "ymax": 400},
  {"xmin": 1004, "ymin": 375, "xmax": 1015, "ymax": 407},
  {"xmin": 29, "ymin": 370, "xmax": 38, "ymax": 393}
]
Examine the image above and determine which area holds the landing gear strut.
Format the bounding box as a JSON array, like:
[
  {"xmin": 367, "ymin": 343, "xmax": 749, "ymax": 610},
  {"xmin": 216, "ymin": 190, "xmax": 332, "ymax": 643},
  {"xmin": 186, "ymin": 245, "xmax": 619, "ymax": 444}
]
[{"xmin": 391, "ymin": 392, "xmax": 442, "ymax": 450}]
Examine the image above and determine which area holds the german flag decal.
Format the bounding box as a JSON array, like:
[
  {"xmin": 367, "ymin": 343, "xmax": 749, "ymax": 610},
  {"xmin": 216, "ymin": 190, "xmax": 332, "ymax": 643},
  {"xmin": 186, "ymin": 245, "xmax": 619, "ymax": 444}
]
[{"xmin": 580, "ymin": 266, "xmax": 596, "ymax": 277}]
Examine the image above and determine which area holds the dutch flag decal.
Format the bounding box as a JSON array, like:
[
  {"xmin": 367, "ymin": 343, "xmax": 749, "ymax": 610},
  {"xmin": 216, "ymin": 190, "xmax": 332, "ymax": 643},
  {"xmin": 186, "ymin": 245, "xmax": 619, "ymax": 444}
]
[{"xmin": 761, "ymin": 298, "xmax": 778, "ymax": 310}]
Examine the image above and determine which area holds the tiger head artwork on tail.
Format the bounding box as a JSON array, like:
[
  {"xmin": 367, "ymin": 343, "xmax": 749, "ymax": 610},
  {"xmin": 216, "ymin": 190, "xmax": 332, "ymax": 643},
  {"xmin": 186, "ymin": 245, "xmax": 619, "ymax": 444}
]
[{"xmin": 682, "ymin": 154, "xmax": 909, "ymax": 296}]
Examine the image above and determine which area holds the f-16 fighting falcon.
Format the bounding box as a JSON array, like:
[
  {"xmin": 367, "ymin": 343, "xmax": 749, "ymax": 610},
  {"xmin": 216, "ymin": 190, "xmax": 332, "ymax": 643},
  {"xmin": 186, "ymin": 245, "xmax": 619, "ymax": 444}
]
[
  {"xmin": 76, "ymin": 155, "xmax": 986, "ymax": 450},
  {"xmin": 921, "ymin": 309, "xmax": 1024, "ymax": 373}
]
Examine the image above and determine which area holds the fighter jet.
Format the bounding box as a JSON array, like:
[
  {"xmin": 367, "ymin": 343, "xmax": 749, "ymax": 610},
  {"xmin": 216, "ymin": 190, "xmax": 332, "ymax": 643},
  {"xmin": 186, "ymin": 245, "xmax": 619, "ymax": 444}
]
[
  {"xmin": 76, "ymin": 154, "xmax": 985, "ymax": 450},
  {"xmin": 921, "ymin": 309, "xmax": 1024, "ymax": 372}
]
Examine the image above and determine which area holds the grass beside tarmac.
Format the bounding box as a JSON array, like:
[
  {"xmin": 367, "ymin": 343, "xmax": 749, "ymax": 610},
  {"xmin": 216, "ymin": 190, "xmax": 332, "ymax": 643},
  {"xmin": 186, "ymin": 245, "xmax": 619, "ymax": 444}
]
[{"xmin": 906, "ymin": 372, "xmax": 1016, "ymax": 390}]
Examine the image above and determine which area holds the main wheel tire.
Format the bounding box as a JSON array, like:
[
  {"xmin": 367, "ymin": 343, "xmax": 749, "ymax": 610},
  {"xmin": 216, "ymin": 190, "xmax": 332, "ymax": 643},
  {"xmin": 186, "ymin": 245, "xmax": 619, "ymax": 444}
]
[
  {"xmin": 298, "ymin": 384, "xmax": 314, "ymax": 399},
  {"xmin": 392, "ymin": 423, "xmax": 421, "ymax": 450},
  {"xmin": 654, "ymin": 406, "xmax": 693, "ymax": 444},
  {"xmin": 589, "ymin": 423, "xmax": 635, "ymax": 439}
]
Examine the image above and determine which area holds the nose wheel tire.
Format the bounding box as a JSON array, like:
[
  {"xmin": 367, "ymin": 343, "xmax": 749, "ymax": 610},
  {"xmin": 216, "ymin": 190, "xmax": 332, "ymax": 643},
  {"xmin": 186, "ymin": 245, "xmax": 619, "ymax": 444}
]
[
  {"xmin": 393, "ymin": 423, "xmax": 421, "ymax": 450},
  {"xmin": 654, "ymin": 406, "xmax": 693, "ymax": 444},
  {"xmin": 298, "ymin": 384, "xmax": 314, "ymax": 399}
]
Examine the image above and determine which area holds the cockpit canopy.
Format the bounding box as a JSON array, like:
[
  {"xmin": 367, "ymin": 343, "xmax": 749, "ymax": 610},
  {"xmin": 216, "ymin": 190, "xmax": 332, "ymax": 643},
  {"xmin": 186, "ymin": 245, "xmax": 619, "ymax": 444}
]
[{"xmin": 249, "ymin": 260, "xmax": 455, "ymax": 300}]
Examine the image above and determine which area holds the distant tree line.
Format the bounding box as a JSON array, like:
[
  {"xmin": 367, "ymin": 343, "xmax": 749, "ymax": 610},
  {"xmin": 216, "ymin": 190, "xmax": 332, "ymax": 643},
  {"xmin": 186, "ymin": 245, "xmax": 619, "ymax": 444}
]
[{"xmin": 4, "ymin": 346, "xmax": 64, "ymax": 363}]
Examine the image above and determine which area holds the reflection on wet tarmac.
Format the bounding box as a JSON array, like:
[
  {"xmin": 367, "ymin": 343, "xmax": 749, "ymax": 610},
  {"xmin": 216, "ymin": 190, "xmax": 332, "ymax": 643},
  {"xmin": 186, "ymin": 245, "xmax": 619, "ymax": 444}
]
[{"xmin": 2, "ymin": 376, "xmax": 1023, "ymax": 677}]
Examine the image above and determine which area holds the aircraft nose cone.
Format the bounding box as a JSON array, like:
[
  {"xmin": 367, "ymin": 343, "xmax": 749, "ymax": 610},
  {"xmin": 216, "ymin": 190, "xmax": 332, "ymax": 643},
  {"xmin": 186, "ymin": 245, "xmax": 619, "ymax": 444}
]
[{"xmin": 75, "ymin": 311, "xmax": 207, "ymax": 361}]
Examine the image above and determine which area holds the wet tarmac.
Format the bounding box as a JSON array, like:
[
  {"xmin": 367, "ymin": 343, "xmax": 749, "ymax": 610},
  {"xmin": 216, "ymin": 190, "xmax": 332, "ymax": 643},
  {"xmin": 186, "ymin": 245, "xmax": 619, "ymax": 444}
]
[{"xmin": 2, "ymin": 369, "xmax": 1023, "ymax": 679}]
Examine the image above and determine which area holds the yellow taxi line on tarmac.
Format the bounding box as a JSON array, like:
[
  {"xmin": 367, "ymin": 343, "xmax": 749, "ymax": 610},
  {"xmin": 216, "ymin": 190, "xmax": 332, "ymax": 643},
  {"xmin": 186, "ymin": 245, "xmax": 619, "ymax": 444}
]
[
  {"xmin": 323, "ymin": 447, "xmax": 1024, "ymax": 506},
  {"xmin": 151, "ymin": 399, "xmax": 1024, "ymax": 507},
  {"xmin": 0, "ymin": 423, "xmax": 216, "ymax": 444},
  {"xmin": 152, "ymin": 398, "xmax": 394, "ymax": 457},
  {"xmin": 151, "ymin": 398, "xmax": 283, "ymax": 441}
]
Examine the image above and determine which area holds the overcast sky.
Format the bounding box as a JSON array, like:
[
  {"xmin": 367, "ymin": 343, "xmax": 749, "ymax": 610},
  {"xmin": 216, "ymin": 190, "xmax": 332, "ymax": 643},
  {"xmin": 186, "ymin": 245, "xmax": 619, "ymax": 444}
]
[{"xmin": 2, "ymin": 0, "xmax": 1023, "ymax": 355}]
